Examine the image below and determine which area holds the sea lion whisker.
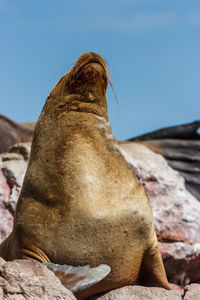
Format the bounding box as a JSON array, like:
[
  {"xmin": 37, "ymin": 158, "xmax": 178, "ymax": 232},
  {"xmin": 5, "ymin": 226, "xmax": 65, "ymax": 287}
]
[{"xmin": 108, "ymin": 75, "xmax": 120, "ymax": 120}]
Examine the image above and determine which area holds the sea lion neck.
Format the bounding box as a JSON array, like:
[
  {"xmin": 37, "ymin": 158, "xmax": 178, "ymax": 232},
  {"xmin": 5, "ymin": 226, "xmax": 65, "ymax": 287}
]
[{"xmin": 45, "ymin": 93, "xmax": 109, "ymax": 121}]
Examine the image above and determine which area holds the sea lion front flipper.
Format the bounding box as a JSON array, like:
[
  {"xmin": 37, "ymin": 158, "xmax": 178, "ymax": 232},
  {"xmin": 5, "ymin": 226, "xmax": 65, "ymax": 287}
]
[
  {"xmin": 43, "ymin": 262, "xmax": 111, "ymax": 293},
  {"xmin": 139, "ymin": 241, "xmax": 170, "ymax": 290}
]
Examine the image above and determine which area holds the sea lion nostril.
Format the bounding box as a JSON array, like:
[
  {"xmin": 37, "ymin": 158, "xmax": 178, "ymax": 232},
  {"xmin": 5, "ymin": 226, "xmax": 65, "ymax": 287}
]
[{"xmin": 76, "ymin": 62, "xmax": 106, "ymax": 80}]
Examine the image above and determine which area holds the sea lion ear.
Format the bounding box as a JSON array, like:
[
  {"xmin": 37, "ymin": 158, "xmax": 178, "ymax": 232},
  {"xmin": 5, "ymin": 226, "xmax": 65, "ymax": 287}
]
[{"xmin": 43, "ymin": 262, "xmax": 111, "ymax": 293}]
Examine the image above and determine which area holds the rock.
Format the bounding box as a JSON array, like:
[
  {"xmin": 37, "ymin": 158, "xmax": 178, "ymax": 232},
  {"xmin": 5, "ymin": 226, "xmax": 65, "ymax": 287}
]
[
  {"xmin": 128, "ymin": 120, "xmax": 200, "ymax": 201},
  {"xmin": 0, "ymin": 259, "xmax": 76, "ymax": 300},
  {"xmin": 160, "ymin": 242, "xmax": 200, "ymax": 284},
  {"xmin": 9, "ymin": 142, "xmax": 31, "ymax": 161},
  {"xmin": 184, "ymin": 284, "xmax": 200, "ymax": 300},
  {"xmin": 89, "ymin": 285, "xmax": 182, "ymax": 300},
  {"xmin": 119, "ymin": 142, "xmax": 200, "ymax": 284},
  {"xmin": 0, "ymin": 143, "xmax": 30, "ymax": 244},
  {"xmin": 0, "ymin": 169, "xmax": 13, "ymax": 243},
  {"xmin": 0, "ymin": 114, "xmax": 34, "ymax": 153},
  {"xmin": 0, "ymin": 257, "xmax": 6, "ymax": 267}
]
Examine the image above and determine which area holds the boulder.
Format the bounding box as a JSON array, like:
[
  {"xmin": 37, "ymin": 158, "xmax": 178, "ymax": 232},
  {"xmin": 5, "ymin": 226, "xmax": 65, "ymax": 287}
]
[
  {"xmin": 184, "ymin": 284, "xmax": 200, "ymax": 300},
  {"xmin": 0, "ymin": 143, "xmax": 30, "ymax": 243},
  {"xmin": 89, "ymin": 285, "xmax": 182, "ymax": 300},
  {"xmin": 0, "ymin": 169, "xmax": 12, "ymax": 242},
  {"xmin": 160, "ymin": 242, "xmax": 200, "ymax": 284},
  {"xmin": 0, "ymin": 257, "xmax": 6, "ymax": 267},
  {"xmin": 0, "ymin": 114, "xmax": 34, "ymax": 153},
  {"xmin": 0, "ymin": 259, "xmax": 76, "ymax": 300}
]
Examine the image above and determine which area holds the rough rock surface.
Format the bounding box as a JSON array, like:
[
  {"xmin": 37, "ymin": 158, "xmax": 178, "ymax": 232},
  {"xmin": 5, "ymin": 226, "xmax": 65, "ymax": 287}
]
[
  {"xmin": 89, "ymin": 285, "xmax": 182, "ymax": 300},
  {"xmin": 184, "ymin": 284, "xmax": 200, "ymax": 300},
  {"xmin": 0, "ymin": 143, "xmax": 30, "ymax": 243},
  {"xmin": 0, "ymin": 114, "xmax": 34, "ymax": 153},
  {"xmin": 119, "ymin": 142, "xmax": 200, "ymax": 285},
  {"xmin": 1, "ymin": 259, "xmax": 199, "ymax": 300},
  {"xmin": 0, "ymin": 259, "xmax": 76, "ymax": 300},
  {"xmin": 0, "ymin": 257, "xmax": 6, "ymax": 267},
  {"xmin": 160, "ymin": 242, "xmax": 200, "ymax": 285}
]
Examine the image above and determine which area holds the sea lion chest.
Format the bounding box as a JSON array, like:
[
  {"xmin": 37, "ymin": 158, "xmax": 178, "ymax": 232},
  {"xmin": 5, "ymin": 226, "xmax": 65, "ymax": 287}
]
[{"xmin": 16, "ymin": 112, "xmax": 153, "ymax": 277}]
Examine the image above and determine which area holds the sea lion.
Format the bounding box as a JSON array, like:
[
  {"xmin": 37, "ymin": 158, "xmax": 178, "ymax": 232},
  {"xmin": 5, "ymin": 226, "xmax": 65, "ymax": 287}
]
[{"xmin": 0, "ymin": 52, "xmax": 170, "ymax": 299}]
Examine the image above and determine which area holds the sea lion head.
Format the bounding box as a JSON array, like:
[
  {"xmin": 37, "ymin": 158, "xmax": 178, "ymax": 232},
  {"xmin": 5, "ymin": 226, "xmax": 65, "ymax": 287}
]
[{"xmin": 48, "ymin": 52, "xmax": 109, "ymax": 119}]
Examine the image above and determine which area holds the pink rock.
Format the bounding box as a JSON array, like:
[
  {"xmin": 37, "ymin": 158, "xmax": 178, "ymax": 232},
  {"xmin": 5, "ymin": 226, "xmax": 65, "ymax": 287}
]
[
  {"xmin": 0, "ymin": 169, "xmax": 13, "ymax": 243},
  {"xmin": 0, "ymin": 114, "xmax": 34, "ymax": 153},
  {"xmin": 0, "ymin": 259, "xmax": 76, "ymax": 299},
  {"xmin": 89, "ymin": 285, "xmax": 182, "ymax": 300},
  {"xmin": 0, "ymin": 169, "xmax": 10, "ymax": 200},
  {"xmin": 160, "ymin": 242, "xmax": 200, "ymax": 284},
  {"xmin": 0, "ymin": 257, "xmax": 6, "ymax": 267},
  {"xmin": 0, "ymin": 144, "xmax": 29, "ymax": 244},
  {"xmin": 0, "ymin": 207, "xmax": 13, "ymax": 244},
  {"xmin": 184, "ymin": 284, "xmax": 200, "ymax": 300}
]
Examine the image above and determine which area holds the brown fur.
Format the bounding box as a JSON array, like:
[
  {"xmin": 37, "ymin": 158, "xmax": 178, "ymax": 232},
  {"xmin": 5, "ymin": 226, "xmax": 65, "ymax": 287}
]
[{"xmin": 0, "ymin": 52, "xmax": 170, "ymax": 299}]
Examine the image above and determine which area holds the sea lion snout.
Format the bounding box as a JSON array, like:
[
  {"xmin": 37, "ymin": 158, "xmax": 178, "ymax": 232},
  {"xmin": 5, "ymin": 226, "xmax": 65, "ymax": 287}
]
[
  {"xmin": 73, "ymin": 62, "xmax": 106, "ymax": 84},
  {"xmin": 67, "ymin": 53, "xmax": 108, "ymax": 98},
  {"xmin": 50, "ymin": 52, "xmax": 108, "ymax": 101},
  {"xmin": 49, "ymin": 53, "xmax": 109, "ymax": 119}
]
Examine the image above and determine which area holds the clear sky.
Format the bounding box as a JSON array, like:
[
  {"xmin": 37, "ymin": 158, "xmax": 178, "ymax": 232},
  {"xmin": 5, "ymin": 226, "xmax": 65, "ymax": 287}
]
[{"xmin": 0, "ymin": 0, "xmax": 200, "ymax": 140}]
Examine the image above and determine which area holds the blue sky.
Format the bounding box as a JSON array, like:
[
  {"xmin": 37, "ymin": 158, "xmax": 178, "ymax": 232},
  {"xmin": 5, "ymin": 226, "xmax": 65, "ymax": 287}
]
[{"xmin": 0, "ymin": 0, "xmax": 200, "ymax": 140}]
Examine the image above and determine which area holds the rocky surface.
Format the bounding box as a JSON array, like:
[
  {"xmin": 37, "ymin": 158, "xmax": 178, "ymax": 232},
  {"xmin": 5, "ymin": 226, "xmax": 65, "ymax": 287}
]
[
  {"xmin": 128, "ymin": 120, "xmax": 200, "ymax": 201},
  {"xmin": 89, "ymin": 284, "xmax": 200, "ymax": 300},
  {"xmin": 160, "ymin": 242, "xmax": 200, "ymax": 285},
  {"xmin": 1, "ymin": 141, "xmax": 200, "ymax": 297},
  {"xmin": 0, "ymin": 143, "xmax": 30, "ymax": 243},
  {"xmin": 0, "ymin": 257, "xmax": 6, "ymax": 267},
  {"xmin": 0, "ymin": 259, "xmax": 76, "ymax": 299},
  {"xmin": 184, "ymin": 284, "xmax": 200, "ymax": 300},
  {"xmin": 1, "ymin": 259, "xmax": 200, "ymax": 300},
  {"xmin": 89, "ymin": 285, "xmax": 182, "ymax": 300},
  {"xmin": 0, "ymin": 114, "xmax": 34, "ymax": 153}
]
